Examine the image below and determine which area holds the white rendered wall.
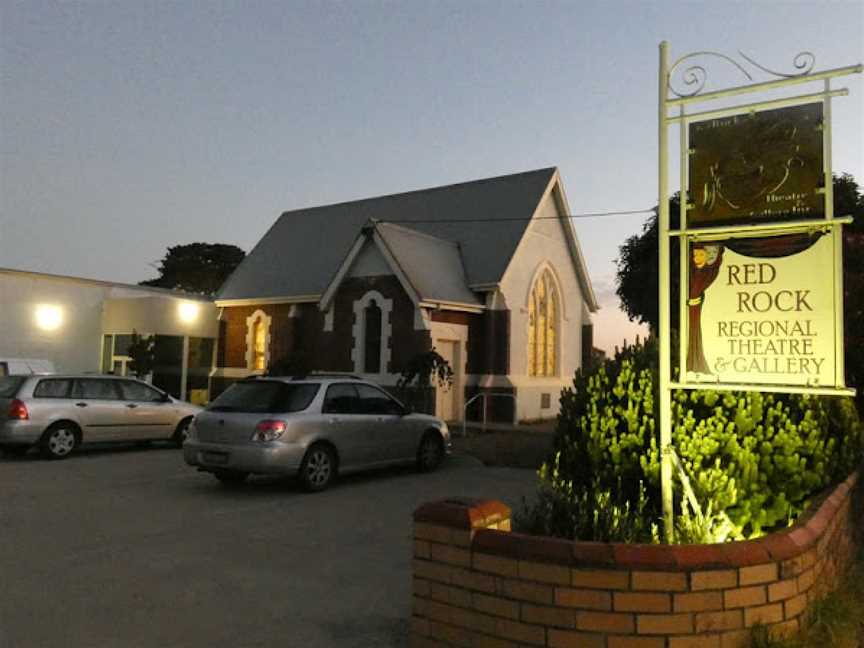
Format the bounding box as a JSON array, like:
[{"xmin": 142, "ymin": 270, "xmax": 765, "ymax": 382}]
[
  {"xmin": 499, "ymin": 187, "xmax": 589, "ymax": 421},
  {"xmin": 0, "ymin": 272, "xmax": 216, "ymax": 374},
  {"xmin": 0, "ymin": 273, "xmax": 115, "ymax": 372},
  {"xmin": 347, "ymin": 240, "xmax": 390, "ymax": 277}
]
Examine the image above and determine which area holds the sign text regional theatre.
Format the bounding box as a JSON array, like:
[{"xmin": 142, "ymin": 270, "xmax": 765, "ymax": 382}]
[{"xmin": 685, "ymin": 234, "xmax": 835, "ymax": 387}]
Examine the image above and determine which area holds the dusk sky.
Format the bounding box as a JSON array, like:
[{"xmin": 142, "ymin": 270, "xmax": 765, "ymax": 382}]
[{"xmin": 1, "ymin": 1, "xmax": 862, "ymax": 353}]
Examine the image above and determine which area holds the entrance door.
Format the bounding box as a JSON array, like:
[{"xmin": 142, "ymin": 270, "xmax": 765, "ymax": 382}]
[{"xmin": 435, "ymin": 341, "xmax": 458, "ymax": 422}]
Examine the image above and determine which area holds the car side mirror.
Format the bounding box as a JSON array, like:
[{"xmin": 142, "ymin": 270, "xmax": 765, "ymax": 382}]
[
  {"xmin": 161, "ymin": 393, "xmax": 172, "ymax": 403},
  {"xmin": 401, "ymin": 405, "xmax": 413, "ymax": 416}
]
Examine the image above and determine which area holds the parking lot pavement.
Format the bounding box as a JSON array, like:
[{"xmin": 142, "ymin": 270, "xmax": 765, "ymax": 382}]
[{"xmin": 0, "ymin": 445, "xmax": 539, "ymax": 648}]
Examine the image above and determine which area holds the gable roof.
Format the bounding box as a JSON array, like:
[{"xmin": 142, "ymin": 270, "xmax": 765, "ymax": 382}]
[
  {"xmin": 217, "ymin": 167, "xmax": 558, "ymax": 302},
  {"xmin": 319, "ymin": 221, "xmax": 483, "ymax": 311}
]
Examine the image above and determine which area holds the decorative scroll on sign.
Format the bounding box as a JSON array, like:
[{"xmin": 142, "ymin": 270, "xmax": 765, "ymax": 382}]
[{"xmin": 688, "ymin": 103, "xmax": 824, "ymax": 227}]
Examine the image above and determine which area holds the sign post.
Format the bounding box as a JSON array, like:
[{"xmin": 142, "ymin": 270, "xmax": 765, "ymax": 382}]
[
  {"xmin": 657, "ymin": 42, "xmax": 675, "ymax": 542},
  {"xmin": 656, "ymin": 43, "xmax": 861, "ymax": 541}
]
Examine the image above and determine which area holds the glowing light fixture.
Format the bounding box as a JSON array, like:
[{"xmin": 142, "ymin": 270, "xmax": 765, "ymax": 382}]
[
  {"xmin": 35, "ymin": 305, "xmax": 63, "ymax": 331},
  {"xmin": 178, "ymin": 301, "xmax": 200, "ymax": 323}
]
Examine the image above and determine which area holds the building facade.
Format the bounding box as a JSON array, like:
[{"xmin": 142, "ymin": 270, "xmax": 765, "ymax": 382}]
[
  {"xmin": 0, "ymin": 268, "xmax": 218, "ymax": 403},
  {"xmin": 212, "ymin": 168, "xmax": 598, "ymax": 421}
]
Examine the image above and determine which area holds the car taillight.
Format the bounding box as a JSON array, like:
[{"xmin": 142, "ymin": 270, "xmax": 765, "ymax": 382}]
[
  {"xmin": 252, "ymin": 420, "xmax": 286, "ymax": 442},
  {"xmin": 7, "ymin": 399, "xmax": 29, "ymax": 420}
]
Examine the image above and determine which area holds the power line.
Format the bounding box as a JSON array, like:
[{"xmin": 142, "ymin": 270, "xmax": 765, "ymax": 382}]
[{"xmin": 381, "ymin": 207, "xmax": 655, "ymax": 224}]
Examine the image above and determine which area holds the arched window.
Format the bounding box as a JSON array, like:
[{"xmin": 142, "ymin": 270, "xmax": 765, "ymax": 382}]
[
  {"xmin": 245, "ymin": 310, "xmax": 271, "ymax": 372},
  {"xmin": 351, "ymin": 291, "xmax": 392, "ymax": 375},
  {"xmin": 364, "ymin": 300, "xmax": 382, "ymax": 374},
  {"xmin": 253, "ymin": 319, "xmax": 266, "ymax": 370},
  {"xmin": 528, "ymin": 270, "xmax": 559, "ymax": 377}
]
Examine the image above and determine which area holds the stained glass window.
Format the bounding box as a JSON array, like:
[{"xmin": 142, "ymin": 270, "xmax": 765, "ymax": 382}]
[
  {"xmin": 528, "ymin": 270, "xmax": 559, "ymax": 377},
  {"xmin": 253, "ymin": 318, "xmax": 266, "ymax": 370}
]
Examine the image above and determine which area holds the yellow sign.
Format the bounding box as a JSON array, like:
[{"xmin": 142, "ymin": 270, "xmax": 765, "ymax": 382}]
[{"xmin": 686, "ymin": 233, "xmax": 835, "ymax": 387}]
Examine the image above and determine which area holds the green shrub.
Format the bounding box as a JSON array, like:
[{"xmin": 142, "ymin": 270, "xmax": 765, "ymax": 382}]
[
  {"xmin": 657, "ymin": 389, "xmax": 863, "ymax": 538},
  {"xmin": 516, "ymin": 338, "xmax": 864, "ymax": 543},
  {"xmin": 513, "ymin": 477, "xmax": 660, "ymax": 544}
]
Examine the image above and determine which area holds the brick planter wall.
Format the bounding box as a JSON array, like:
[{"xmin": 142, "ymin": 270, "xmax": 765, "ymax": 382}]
[{"xmin": 410, "ymin": 472, "xmax": 860, "ymax": 648}]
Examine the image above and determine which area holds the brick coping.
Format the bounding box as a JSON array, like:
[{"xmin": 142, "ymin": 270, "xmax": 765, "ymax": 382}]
[{"xmin": 413, "ymin": 471, "xmax": 859, "ymax": 570}]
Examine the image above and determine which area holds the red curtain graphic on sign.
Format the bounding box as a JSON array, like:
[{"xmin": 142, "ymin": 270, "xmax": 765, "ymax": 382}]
[
  {"xmin": 687, "ymin": 243, "xmax": 725, "ymax": 374},
  {"xmin": 686, "ymin": 232, "xmax": 824, "ymax": 375}
]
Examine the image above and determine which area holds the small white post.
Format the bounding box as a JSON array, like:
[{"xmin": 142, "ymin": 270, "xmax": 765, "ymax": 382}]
[{"xmin": 180, "ymin": 336, "xmax": 190, "ymax": 401}]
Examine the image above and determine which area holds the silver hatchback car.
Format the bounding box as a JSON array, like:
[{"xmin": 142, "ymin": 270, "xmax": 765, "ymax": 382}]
[
  {"xmin": 184, "ymin": 376, "xmax": 451, "ymax": 491},
  {"xmin": 0, "ymin": 374, "xmax": 202, "ymax": 459}
]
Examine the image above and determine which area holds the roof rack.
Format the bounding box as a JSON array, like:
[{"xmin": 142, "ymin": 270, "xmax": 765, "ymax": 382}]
[
  {"xmin": 242, "ymin": 372, "xmax": 363, "ymax": 381},
  {"xmin": 289, "ymin": 373, "xmax": 362, "ymax": 381}
]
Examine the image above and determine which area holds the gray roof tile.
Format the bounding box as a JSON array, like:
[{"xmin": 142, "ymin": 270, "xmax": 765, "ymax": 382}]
[{"xmin": 217, "ymin": 167, "xmax": 557, "ymax": 301}]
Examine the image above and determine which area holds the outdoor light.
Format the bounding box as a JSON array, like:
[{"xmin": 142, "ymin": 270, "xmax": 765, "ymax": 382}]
[
  {"xmin": 34, "ymin": 305, "xmax": 63, "ymax": 331},
  {"xmin": 178, "ymin": 301, "xmax": 199, "ymax": 323}
]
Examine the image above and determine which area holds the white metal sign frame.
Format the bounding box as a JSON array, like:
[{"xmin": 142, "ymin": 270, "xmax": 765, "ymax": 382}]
[{"xmin": 657, "ymin": 42, "xmax": 862, "ymax": 540}]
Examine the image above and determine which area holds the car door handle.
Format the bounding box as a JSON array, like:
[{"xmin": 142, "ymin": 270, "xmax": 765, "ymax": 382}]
[
  {"xmin": 126, "ymin": 404, "xmax": 138, "ymax": 409},
  {"xmin": 75, "ymin": 402, "xmax": 88, "ymax": 408}
]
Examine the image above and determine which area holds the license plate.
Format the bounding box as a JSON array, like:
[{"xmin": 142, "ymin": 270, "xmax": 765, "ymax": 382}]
[{"xmin": 202, "ymin": 451, "xmax": 228, "ymax": 465}]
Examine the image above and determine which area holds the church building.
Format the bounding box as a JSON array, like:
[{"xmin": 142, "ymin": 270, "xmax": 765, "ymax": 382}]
[{"xmin": 212, "ymin": 167, "xmax": 598, "ymax": 422}]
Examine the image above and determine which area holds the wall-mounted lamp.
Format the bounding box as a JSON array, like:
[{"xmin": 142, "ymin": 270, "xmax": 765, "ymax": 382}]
[
  {"xmin": 178, "ymin": 301, "xmax": 200, "ymax": 324},
  {"xmin": 35, "ymin": 305, "xmax": 63, "ymax": 331}
]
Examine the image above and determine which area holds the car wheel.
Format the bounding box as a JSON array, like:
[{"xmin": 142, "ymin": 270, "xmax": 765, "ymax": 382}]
[
  {"xmin": 213, "ymin": 469, "xmax": 248, "ymax": 486},
  {"xmin": 172, "ymin": 417, "xmax": 192, "ymax": 447},
  {"xmin": 40, "ymin": 423, "xmax": 79, "ymax": 460},
  {"xmin": 299, "ymin": 444, "xmax": 336, "ymax": 492},
  {"xmin": 1, "ymin": 445, "xmax": 30, "ymax": 457},
  {"xmin": 416, "ymin": 432, "xmax": 444, "ymax": 472}
]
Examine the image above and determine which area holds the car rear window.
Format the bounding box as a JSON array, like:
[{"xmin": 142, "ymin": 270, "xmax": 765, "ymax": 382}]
[
  {"xmin": 208, "ymin": 381, "xmax": 320, "ymax": 414},
  {"xmin": 0, "ymin": 376, "xmax": 25, "ymax": 398},
  {"xmin": 34, "ymin": 379, "xmax": 73, "ymax": 398}
]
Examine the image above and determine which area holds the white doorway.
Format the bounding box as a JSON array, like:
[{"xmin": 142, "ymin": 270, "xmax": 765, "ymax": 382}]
[
  {"xmin": 430, "ymin": 321, "xmax": 468, "ymax": 423},
  {"xmin": 435, "ymin": 340, "xmax": 464, "ymax": 421}
]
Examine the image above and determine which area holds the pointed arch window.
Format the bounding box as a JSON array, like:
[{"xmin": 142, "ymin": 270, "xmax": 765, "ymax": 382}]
[
  {"xmin": 253, "ymin": 319, "xmax": 266, "ymax": 370},
  {"xmin": 351, "ymin": 291, "xmax": 393, "ymax": 376},
  {"xmin": 528, "ymin": 270, "xmax": 559, "ymax": 377},
  {"xmin": 364, "ymin": 300, "xmax": 382, "ymax": 374},
  {"xmin": 245, "ymin": 310, "xmax": 272, "ymax": 372}
]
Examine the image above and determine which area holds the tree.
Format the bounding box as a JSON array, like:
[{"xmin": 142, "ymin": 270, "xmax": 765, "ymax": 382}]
[
  {"xmin": 615, "ymin": 194, "xmax": 681, "ymax": 333},
  {"xmin": 127, "ymin": 330, "xmax": 156, "ymax": 379},
  {"xmin": 141, "ymin": 243, "xmax": 245, "ymax": 295},
  {"xmin": 615, "ymin": 174, "xmax": 864, "ymax": 408},
  {"xmin": 396, "ymin": 348, "xmax": 454, "ymax": 414}
]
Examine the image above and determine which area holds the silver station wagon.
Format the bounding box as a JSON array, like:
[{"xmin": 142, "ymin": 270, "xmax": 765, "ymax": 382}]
[
  {"xmin": 184, "ymin": 376, "xmax": 451, "ymax": 491},
  {"xmin": 0, "ymin": 375, "xmax": 201, "ymax": 459}
]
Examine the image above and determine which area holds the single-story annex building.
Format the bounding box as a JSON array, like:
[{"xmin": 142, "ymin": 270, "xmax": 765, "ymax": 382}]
[
  {"xmin": 0, "ymin": 267, "xmax": 218, "ymax": 403},
  {"xmin": 212, "ymin": 167, "xmax": 598, "ymax": 421}
]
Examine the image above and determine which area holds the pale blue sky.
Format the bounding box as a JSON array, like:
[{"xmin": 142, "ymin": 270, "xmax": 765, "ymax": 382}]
[{"xmin": 1, "ymin": 1, "xmax": 862, "ymax": 352}]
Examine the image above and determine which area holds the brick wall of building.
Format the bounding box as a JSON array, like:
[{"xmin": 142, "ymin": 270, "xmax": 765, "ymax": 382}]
[
  {"xmin": 218, "ymin": 275, "xmax": 432, "ymax": 374},
  {"xmin": 410, "ymin": 472, "xmax": 860, "ymax": 648},
  {"xmin": 429, "ymin": 309, "xmax": 510, "ymax": 376},
  {"xmin": 331, "ymin": 275, "xmax": 431, "ymax": 373},
  {"xmin": 219, "ymin": 303, "xmax": 307, "ymax": 369}
]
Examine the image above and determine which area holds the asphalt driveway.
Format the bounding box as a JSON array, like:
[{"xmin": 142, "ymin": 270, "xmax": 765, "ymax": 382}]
[{"xmin": 0, "ymin": 445, "xmax": 538, "ymax": 648}]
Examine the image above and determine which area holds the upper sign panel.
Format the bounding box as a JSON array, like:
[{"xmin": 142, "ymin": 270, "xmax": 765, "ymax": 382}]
[{"xmin": 688, "ymin": 103, "xmax": 824, "ymax": 227}]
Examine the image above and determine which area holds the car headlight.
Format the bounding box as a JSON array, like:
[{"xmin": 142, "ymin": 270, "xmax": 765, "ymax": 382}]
[{"xmin": 252, "ymin": 420, "xmax": 287, "ymax": 442}]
